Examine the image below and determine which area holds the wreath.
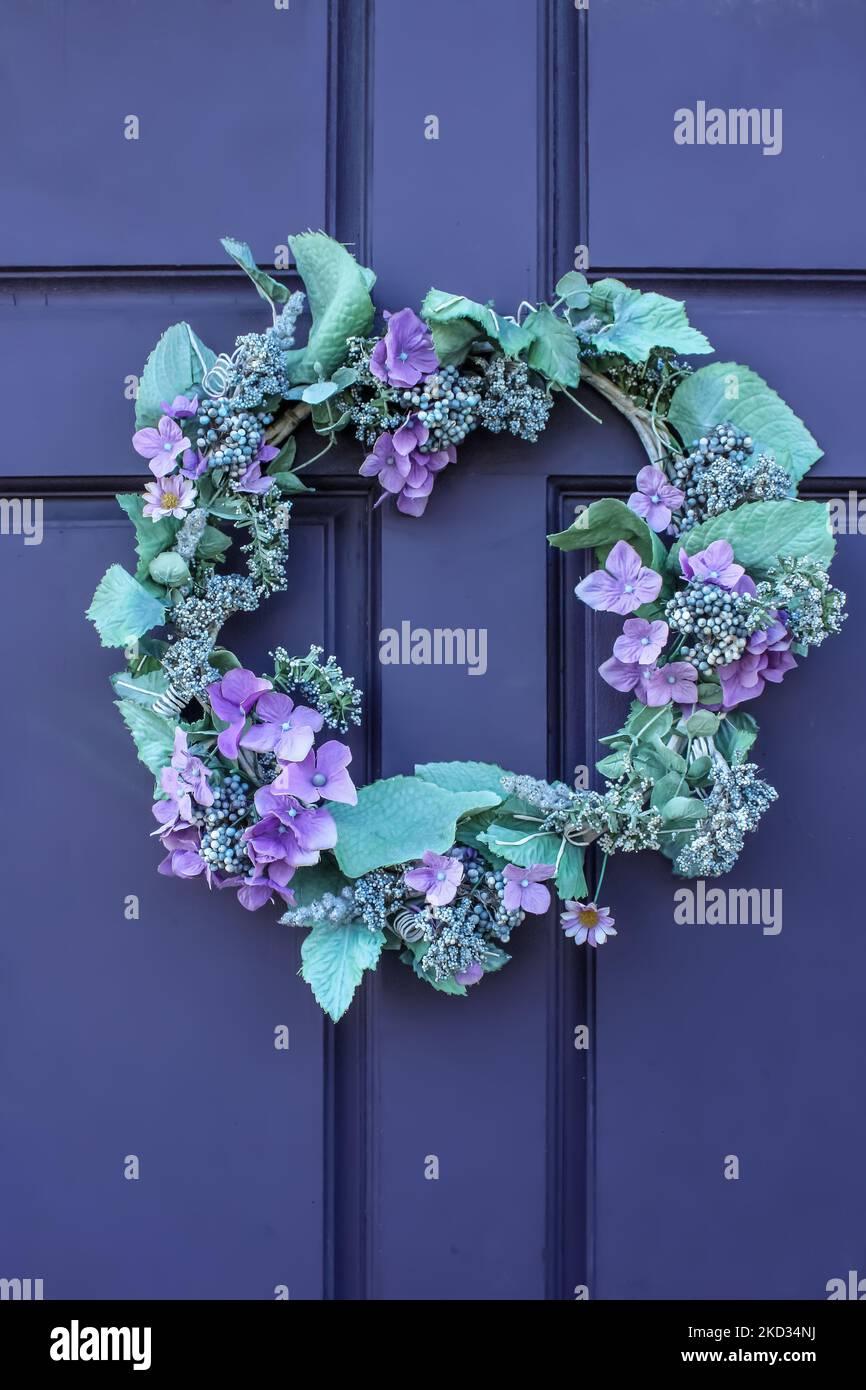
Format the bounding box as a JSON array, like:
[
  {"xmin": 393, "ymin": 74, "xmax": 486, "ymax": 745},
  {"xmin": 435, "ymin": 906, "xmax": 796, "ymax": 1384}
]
[{"xmin": 87, "ymin": 233, "xmax": 845, "ymax": 1020}]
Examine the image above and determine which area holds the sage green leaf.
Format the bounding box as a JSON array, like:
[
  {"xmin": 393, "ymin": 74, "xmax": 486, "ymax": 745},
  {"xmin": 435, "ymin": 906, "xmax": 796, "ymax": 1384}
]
[
  {"xmin": 523, "ymin": 303, "xmax": 581, "ymax": 387},
  {"xmin": 667, "ymin": 361, "xmax": 822, "ymax": 483},
  {"xmin": 149, "ymin": 551, "xmax": 190, "ymax": 587},
  {"xmin": 650, "ymin": 771, "xmax": 687, "ymax": 811},
  {"xmin": 116, "ymin": 493, "xmax": 181, "ymax": 582},
  {"xmin": 414, "ymin": 760, "xmax": 509, "ymax": 800},
  {"xmin": 206, "ymin": 497, "xmax": 246, "ymax": 521},
  {"xmin": 271, "ymin": 471, "xmax": 313, "ymax": 495},
  {"xmin": 116, "ymin": 699, "xmax": 175, "ymax": 779},
  {"xmin": 429, "ymin": 317, "xmax": 480, "ymax": 368},
  {"xmin": 220, "ymin": 236, "xmax": 289, "ymax": 305},
  {"xmin": 401, "ymin": 941, "xmax": 467, "ymax": 996},
  {"xmin": 87, "ymin": 565, "xmax": 166, "ymax": 648},
  {"xmin": 196, "ymin": 525, "xmax": 232, "ymax": 562},
  {"xmin": 715, "ymin": 711, "xmax": 759, "ymax": 762},
  {"xmin": 331, "ymin": 777, "xmax": 500, "ymax": 878},
  {"xmin": 285, "ymin": 859, "xmax": 352, "ymax": 913},
  {"xmin": 481, "ymin": 945, "xmax": 511, "ymax": 974},
  {"xmin": 479, "ymin": 822, "xmax": 560, "ymax": 869},
  {"xmin": 661, "ymin": 796, "xmax": 708, "ymax": 832},
  {"xmin": 555, "ymin": 271, "xmax": 591, "ymax": 310},
  {"xmin": 288, "ymin": 232, "xmax": 375, "ymax": 381},
  {"xmin": 624, "ymin": 700, "xmax": 674, "ymax": 741},
  {"xmin": 669, "ymin": 499, "xmax": 835, "ymax": 579},
  {"xmin": 300, "ymin": 923, "xmax": 385, "ymax": 1022},
  {"xmin": 454, "ymin": 809, "xmax": 509, "ymax": 868},
  {"xmin": 684, "ymin": 711, "xmax": 720, "ymax": 737},
  {"xmin": 302, "ymin": 380, "xmax": 341, "ymax": 405},
  {"xmin": 135, "ymin": 322, "xmax": 216, "ymax": 430},
  {"xmin": 686, "ymin": 756, "xmax": 713, "ymax": 786},
  {"xmin": 697, "ymin": 679, "xmax": 723, "ymax": 705},
  {"xmin": 209, "ymin": 648, "xmax": 241, "ymax": 674},
  {"xmin": 596, "ymin": 751, "xmax": 627, "ymax": 779},
  {"xmin": 110, "ymin": 669, "xmax": 169, "ymax": 707},
  {"xmin": 267, "ymin": 437, "xmax": 297, "ymax": 474},
  {"xmin": 548, "ymin": 497, "xmax": 656, "ymax": 567},
  {"xmin": 555, "ymin": 841, "xmax": 587, "ymax": 901},
  {"xmin": 591, "ymin": 287, "xmax": 712, "ymax": 364},
  {"xmin": 421, "ymin": 288, "xmax": 531, "ymax": 359}
]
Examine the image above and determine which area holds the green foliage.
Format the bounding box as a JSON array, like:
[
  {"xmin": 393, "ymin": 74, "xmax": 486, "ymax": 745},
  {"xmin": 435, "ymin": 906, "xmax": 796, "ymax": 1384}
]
[
  {"xmin": 555, "ymin": 271, "xmax": 591, "ymax": 310},
  {"xmin": 555, "ymin": 841, "xmax": 587, "ymax": 900},
  {"xmin": 480, "ymin": 813, "xmax": 560, "ymax": 869},
  {"xmin": 523, "ymin": 303, "xmax": 581, "ymax": 387},
  {"xmin": 421, "ymin": 288, "xmax": 531, "ymax": 360},
  {"xmin": 670, "ymin": 499, "xmax": 835, "ymax": 579},
  {"xmin": 288, "ymin": 859, "xmax": 351, "ymax": 911},
  {"xmin": 116, "ymin": 493, "xmax": 181, "ymax": 582},
  {"xmin": 684, "ymin": 711, "xmax": 720, "ymax": 737},
  {"xmin": 87, "ymin": 565, "xmax": 166, "ymax": 648},
  {"xmin": 221, "ymin": 236, "xmax": 289, "ymax": 305},
  {"xmin": 286, "ymin": 232, "xmax": 375, "ymax": 382},
  {"xmin": 588, "ymin": 283, "xmax": 712, "ymax": 364},
  {"xmin": 414, "ymin": 760, "xmax": 509, "ymax": 799},
  {"xmin": 135, "ymin": 322, "xmax": 216, "ymax": 431},
  {"xmin": 300, "ymin": 923, "xmax": 385, "ymax": 1022},
  {"xmin": 401, "ymin": 939, "xmax": 468, "ymax": 996},
  {"xmin": 330, "ymin": 777, "xmax": 500, "ymax": 878},
  {"xmin": 715, "ymin": 711, "xmax": 759, "ymax": 762},
  {"xmin": 110, "ymin": 668, "xmax": 169, "ymax": 707},
  {"xmin": 667, "ymin": 362, "xmax": 822, "ymax": 483},
  {"xmin": 548, "ymin": 497, "xmax": 658, "ymax": 568},
  {"xmin": 659, "ymin": 796, "xmax": 708, "ymax": 833},
  {"xmin": 149, "ymin": 551, "xmax": 190, "ymax": 588},
  {"xmin": 116, "ymin": 699, "xmax": 175, "ymax": 780}
]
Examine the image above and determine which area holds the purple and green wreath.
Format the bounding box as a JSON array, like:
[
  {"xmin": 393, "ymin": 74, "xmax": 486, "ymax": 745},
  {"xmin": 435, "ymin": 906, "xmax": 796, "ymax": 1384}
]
[{"xmin": 87, "ymin": 233, "xmax": 845, "ymax": 1019}]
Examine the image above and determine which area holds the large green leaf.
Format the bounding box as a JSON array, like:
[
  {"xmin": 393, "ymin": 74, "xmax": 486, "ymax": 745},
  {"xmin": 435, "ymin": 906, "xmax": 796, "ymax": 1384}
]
[
  {"xmin": 135, "ymin": 323, "xmax": 216, "ymax": 430},
  {"xmin": 110, "ymin": 669, "xmax": 169, "ymax": 707},
  {"xmin": 300, "ymin": 923, "xmax": 385, "ymax": 1021},
  {"xmin": 116, "ymin": 700, "xmax": 176, "ymax": 779},
  {"xmin": 555, "ymin": 841, "xmax": 587, "ymax": 901},
  {"xmin": 116, "ymin": 493, "xmax": 181, "ymax": 582},
  {"xmin": 669, "ymin": 499, "xmax": 835, "ymax": 579},
  {"xmin": 479, "ymin": 821, "xmax": 560, "ymax": 869},
  {"xmin": 523, "ymin": 304, "xmax": 581, "ymax": 387},
  {"xmin": 667, "ymin": 362, "xmax": 822, "ymax": 483},
  {"xmin": 591, "ymin": 286, "xmax": 712, "ymax": 364},
  {"xmin": 87, "ymin": 565, "xmax": 166, "ymax": 648},
  {"xmin": 221, "ymin": 236, "xmax": 289, "ymax": 305},
  {"xmin": 287, "ymin": 232, "xmax": 375, "ymax": 381},
  {"xmin": 331, "ymin": 777, "xmax": 500, "ymax": 878},
  {"xmin": 421, "ymin": 288, "xmax": 530, "ymax": 360},
  {"xmin": 414, "ymin": 760, "xmax": 509, "ymax": 800},
  {"xmin": 548, "ymin": 497, "xmax": 657, "ymax": 568}
]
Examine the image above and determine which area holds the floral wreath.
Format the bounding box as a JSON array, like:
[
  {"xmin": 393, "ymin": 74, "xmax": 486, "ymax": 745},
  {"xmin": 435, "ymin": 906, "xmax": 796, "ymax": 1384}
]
[{"xmin": 87, "ymin": 233, "xmax": 845, "ymax": 1020}]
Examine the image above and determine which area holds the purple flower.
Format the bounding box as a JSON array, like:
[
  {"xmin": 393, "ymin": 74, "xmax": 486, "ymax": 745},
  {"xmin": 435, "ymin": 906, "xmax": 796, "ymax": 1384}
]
[
  {"xmin": 207, "ymin": 668, "xmax": 273, "ymax": 760},
  {"xmin": 679, "ymin": 540, "xmax": 744, "ymax": 590},
  {"xmin": 641, "ymin": 661, "xmax": 699, "ymax": 707},
  {"xmin": 393, "ymin": 415, "xmax": 429, "ymax": 455},
  {"xmin": 599, "ymin": 655, "xmax": 643, "ymax": 694},
  {"xmin": 181, "ymin": 449, "xmax": 208, "ymax": 479},
  {"xmin": 273, "ymin": 741, "xmax": 358, "ymax": 805},
  {"xmin": 455, "ymin": 961, "xmax": 484, "ymax": 987},
  {"xmin": 243, "ymin": 814, "xmax": 320, "ymax": 874},
  {"xmin": 142, "ymin": 473, "xmax": 197, "ymax": 521},
  {"xmin": 239, "ymin": 692, "xmax": 324, "ymax": 763},
  {"xmin": 628, "ymin": 466, "xmax": 684, "ymax": 533},
  {"xmin": 157, "ymin": 825, "xmax": 207, "ymax": 880},
  {"xmin": 253, "ymin": 786, "xmax": 337, "ymax": 852},
  {"xmin": 576, "ymin": 540, "xmax": 662, "ymax": 616},
  {"xmin": 502, "ymin": 863, "xmax": 556, "ymax": 915},
  {"xmin": 218, "ymin": 864, "xmax": 297, "ymax": 913},
  {"xmin": 561, "ymin": 901, "xmax": 617, "ymax": 947},
  {"xmin": 360, "ymin": 430, "xmax": 454, "ymax": 518},
  {"xmin": 613, "ymin": 617, "xmax": 669, "ymax": 666},
  {"xmin": 133, "ymin": 415, "xmax": 191, "ymax": 478},
  {"xmin": 369, "ymin": 308, "xmax": 439, "ymax": 389},
  {"xmin": 404, "ymin": 851, "xmax": 464, "ymax": 907},
  {"xmin": 152, "ymin": 729, "xmax": 213, "ymax": 832},
  {"xmin": 160, "ymin": 394, "xmax": 199, "ymax": 420},
  {"xmin": 236, "ymin": 443, "xmax": 280, "ymax": 495},
  {"xmin": 718, "ymin": 618, "xmax": 796, "ymax": 708}
]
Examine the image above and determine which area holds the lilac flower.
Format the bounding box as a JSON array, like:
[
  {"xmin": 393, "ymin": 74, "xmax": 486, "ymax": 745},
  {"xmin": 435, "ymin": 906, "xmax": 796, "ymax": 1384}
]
[
  {"xmin": 142, "ymin": 473, "xmax": 197, "ymax": 521},
  {"xmin": 393, "ymin": 415, "xmax": 429, "ymax": 455},
  {"xmin": 239, "ymin": 692, "xmax": 324, "ymax": 763},
  {"xmin": 628, "ymin": 466, "xmax": 684, "ymax": 533},
  {"xmin": 236, "ymin": 443, "xmax": 280, "ymax": 495},
  {"xmin": 157, "ymin": 825, "xmax": 207, "ymax": 880},
  {"xmin": 151, "ymin": 729, "xmax": 213, "ymax": 832},
  {"xmin": 133, "ymin": 415, "xmax": 190, "ymax": 478},
  {"xmin": 243, "ymin": 814, "xmax": 321, "ymax": 874},
  {"xmin": 404, "ymin": 851, "xmax": 464, "ymax": 906},
  {"xmin": 360, "ymin": 430, "xmax": 454, "ymax": 518},
  {"xmin": 181, "ymin": 449, "xmax": 208, "ymax": 479},
  {"xmin": 561, "ymin": 901, "xmax": 617, "ymax": 947},
  {"xmin": 253, "ymin": 785, "xmax": 338, "ymax": 852},
  {"xmin": 718, "ymin": 618, "xmax": 796, "ymax": 708},
  {"xmin": 218, "ymin": 864, "xmax": 297, "ymax": 913},
  {"xmin": 679, "ymin": 540, "xmax": 744, "ymax": 590},
  {"xmin": 642, "ymin": 661, "xmax": 699, "ymax": 707},
  {"xmin": 613, "ymin": 617, "xmax": 669, "ymax": 666},
  {"xmin": 576, "ymin": 540, "xmax": 662, "ymax": 616},
  {"xmin": 370, "ymin": 308, "xmax": 439, "ymax": 389},
  {"xmin": 160, "ymin": 394, "xmax": 199, "ymax": 420},
  {"xmin": 455, "ymin": 961, "xmax": 484, "ymax": 987},
  {"xmin": 502, "ymin": 863, "xmax": 556, "ymax": 915},
  {"xmin": 273, "ymin": 742, "xmax": 358, "ymax": 805},
  {"xmin": 599, "ymin": 655, "xmax": 643, "ymax": 694},
  {"xmin": 207, "ymin": 668, "xmax": 273, "ymax": 760}
]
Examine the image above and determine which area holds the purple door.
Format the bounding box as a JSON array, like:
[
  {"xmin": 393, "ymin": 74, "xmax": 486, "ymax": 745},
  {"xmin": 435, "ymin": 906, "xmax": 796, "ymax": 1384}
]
[{"xmin": 1, "ymin": 0, "xmax": 863, "ymax": 1301}]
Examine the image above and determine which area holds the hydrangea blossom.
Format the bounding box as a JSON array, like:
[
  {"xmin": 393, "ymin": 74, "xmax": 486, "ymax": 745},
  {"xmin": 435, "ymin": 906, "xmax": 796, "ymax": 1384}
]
[
  {"xmin": 360, "ymin": 427, "xmax": 454, "ymax": 518},
  {"xmin": 613, "ymin": 617, "xmax": 669, "ymax": 666},
  {"xmin": 679, "ymin": 540, "xmax": 744, "ymax": 590},
  {"xmin": 239, "ymin": 692, "xmax": 324, "ymax": 763},
  {"xmin": 370, "ymin": 308, "xmax": 439, "ymax": 388},
  {"xmin": 502, "ymin": 863, "xmax": 556, "ymax": 914},
  {"xmin": 273, "ymin": 742, "xmax": 358, "ymax": 805},
  {"xmin": 576, "ymin": 541, "xmax": 662, "ymax": 616},
  {"xmin": 628, "ymin": 466, "xmax": 684, "ymax": 532},
  {"xmin": 133, "ymin": 415, "xmax": 191, "ymax": 477},
  {"xmin": 404, "ymin": 851, "xmax": 464, "ymax": 906},
  {"xmin": 160, "ymin": 394, "xmax": 199, "ymax": 420},
  {"xmin": 207, "ymin": 668, "xmax": 273, "ymax": 760},
  {"xmin": 718, "ymin": 618, "xmax": 796, "ymax": 708}
]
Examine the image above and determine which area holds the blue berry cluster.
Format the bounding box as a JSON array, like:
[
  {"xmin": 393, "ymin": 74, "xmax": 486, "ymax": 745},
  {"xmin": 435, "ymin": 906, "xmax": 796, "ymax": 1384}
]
[
  {"xmin": 477, "ymin": 355, "xmax": 552, "ymax": 442},
  {"xmin": 198, "ymin": 774, "xmax": 252, "ymax": 874},
  {"xmin": 671, "ymin": 423, "xmax": 790, "ymax": 535},
  {"xmin": 195, "ymin": 402, "xmax": 274, "ymax": 477},
  {"xmin": 402, "ymin": 365, "xmax": 481, "ymax": 451},
  {"xmin": 666, "ymin": 581, "xmax": 766, "ymax": 676}
]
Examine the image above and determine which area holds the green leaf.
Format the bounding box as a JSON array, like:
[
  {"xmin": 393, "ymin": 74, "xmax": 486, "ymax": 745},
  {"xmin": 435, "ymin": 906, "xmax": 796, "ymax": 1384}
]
[
  {"xmin": 669, "ymin": 499, "xmax": 835, "ymax": 579},
  {"xmin": 197, "ymin": 525, "xmax": 232, "ymax": 562},
  {"xmin": 667, "ymin": 362, "xmax": 822, "ymax": 483},
  {"xmin": 220, "ymin": 236, "xmax": 289, "ymax": 305},
  {"xmin": 116, "ymin": 700, "xmax": 176, "ymax": 779},
  {"xmin": 686, "ymin": 755, "xmax": 713, "ymax": 786},
  {"xmin": 206, "ymin": 497, "xmax": 246, "ymax": 521},
  {"xmin": 555, "ymin": 841, "xmax": 587, "ymax": 901},
  {"xmin": 414, "ymin": 760, "xmax": 509, "ymax": 800},
  {"xmin": 267, "ymin": 437, "xmax": 297, "ymax": 474},
  {"xmin": 110, "ymin": 668, "xmax": 169, "ymax": 707},
  {"xmin": 428, "ymin": 317, "xmax": 480, "ymax": 368},
  {"xmin": 420, "ymin": 288, "xmax": 531, "ymax": 359},
  {"xmin": 624, "ymin": 700, "xmax": 674, "ymax": 742},
  {"xmin": 331, "ymin": 777, "xmax": 500, "ymax": 879},
  {"xmin": 596, "ymin": 752, "xmax": 627, "ymax": 780},
  {"xmin": 209, "ymin": 647, "xmax": 241, "ymax": 674},
  {"xmin": 480, "ymin": 822, "xmax": 560, "ymax": 869},
  {"xmin": 548, "ymin": 497, "xmax": 657, "ymax": 567},
  {"xmin": 715, "ymin": 711, "xmax": 759, "ymax": 763},
  {"xmin": 271, "ymin": 471, "xmax": 313, "ymax": 495},
  {"xmin": 523, "ymin": 303, "xmax": 581, "ymax": 387},
  {"xmin": 591, "ymin": 287, "xmax": 712, "ymax": 364},
  {"xmin": 555, "ymin": 271, "xmax": 591, "ymax": 310},
  {"xmin": 480, "ymin": 945, "xmax": 511, "ymax": 975},
  {"xmin": 660, "ymin": 796, "xmax": 708, "ymax": 832},
  {"xmin": 135, "ymin": 322, "xmax": 216, "ymax": 431},
  {"xmin": 286, "ymin": 859, "xmax": 351, "ymax": 913},
  {"xmin": 401, "ymin": 940, "xmax": 467, "ymax": 996},
  {"xmin": 684, "ymin": 711, "xmax": 720, "ymax": 737},
  {"xmin": 301, "ymin": 380, "xmax": 341, "ymax": 405},
  {"xmin": 287, "ymin": 232, "xmax": 375, "ymax": 381},
  {"xmin": 650, "ymin": 772, "xmax": 686, "ymax": 810},
  {"xmin": 116, "ymin": 493, "xmax": 181, "ymax": 583},
  {"xmin": 148, "ymin": 551, "xmax": 189, "ymax": 587},
  {"xmin": 697, "ymin": 679, "xmax": 723, "ymax": 705},
  {"xmin": 87, "ymin": 565, "xmax": 166, "ymax": 648},
  {"xmin": 300, "ymin": 923, "xmax": 385, "ymax": 1022}
]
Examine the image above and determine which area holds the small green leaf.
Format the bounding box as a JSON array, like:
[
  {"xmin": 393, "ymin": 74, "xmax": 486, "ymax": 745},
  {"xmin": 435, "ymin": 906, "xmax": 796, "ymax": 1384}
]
[
  {"xmin": 555, "ymin": 271, "xmax": 591, "ymax": 310},
  {"xmin": 285, "ymin": 859, "xmax": 351, "ymax": 913},
  {"xmin": 555, "ymin": 841, "xmax": 587, "ymax": 900},
  {"xmin": 221, "ymin": 236, "xmax": 289, "ymax": 305},
  {"xmin": 660, "ymin": 796, "xmax": 708, "ymax": 832},
  {"xmin": 110, "ymin": 669, "xmax": 169, "ymax": 707},
  {"xmin": 548, "ymin": 497, "xmax": 656, "ymax": 567},
  {"xmin": 116, "ymin": 700, "xmax": 176, "ymax": 780},
  {"xmin": 685, "ymin": 711, "xmax": 720, "ymax": 737},
  {"xmin": 287, "ymin": 232, "xmax": 375, "ymax": 381},
  {"xmin": 300, "ymin": 923, "xmax": 385, "ymax": 1022},
  {"xmin": 480, "ymin": 822, "xmax": 560, "ymax": 869},
  {"xmin": 267, "ymin": 437, "xmax": 297, "ymax": 474},
  {"xmin": 429, "ymin": 317, "xmax": 480, "ymax": 368},
  {"xmin": 686, "ymin": 755, "xmax": 713, "ymax": 786},
  {"xmin": 209, "ymin": 647, "xmax": 241, "ymax": 674},
  {"xmin": 715, "ymin": 711, "xmax": 759, "ymax": 762},
  {"xmin": 87, "ymin": 565, "xmax": 166, "ymax": 648},
  {"xmin": 421, "ymin": 288, "xmax": 530, "ymax": 359},
  {"xmin": 196, "ymin": 525, "xmax": 232, "ymax": 562},
  {"xmin": 596, "ymin": 752, "xmax": 627, "ymax": 779},
  {"xmin": 697, "ymin": 679, "xmax": 723, "ymax": 705},
  {"xmin": 116, "ymin": 493, "xmax": 181, "ymax": 583},
  {"xmin": 523, "ymin": 303, "xmax": 581, "ymax": 387},
  {"xmin": 590, "ymin": 287, "xmax": 712, "ymax": 364},
  {"xmin": 148, "ymin": 551, "xmax": 190, "ymax": 587},
  {"xmin": 135, "ymin": 323, "xmax": 216, "ymax": 431},
  {"xmin": 302, "ymin": 380, "xmax": 341, "ymax": 405}
]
